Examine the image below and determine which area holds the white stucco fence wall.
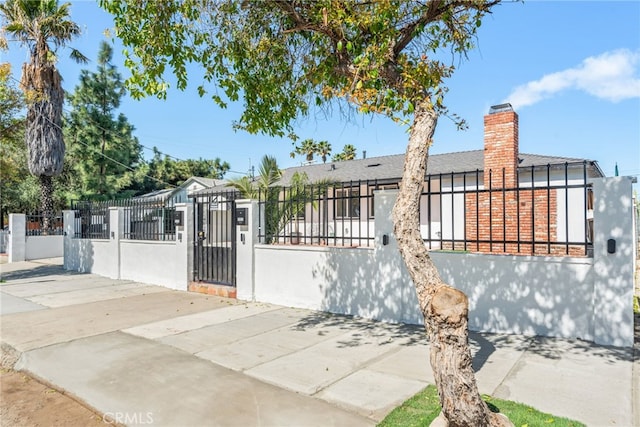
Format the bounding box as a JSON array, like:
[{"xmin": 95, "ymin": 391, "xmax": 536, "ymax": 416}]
[
  {"xmin": 252, "ymin": 246, "xmax": 596, "ymax": 340},
  {"xmin": 119, "ymin": 240, "xmax": 189, "ymax": 290},
  {"xmin": 248, "ymin": 177, "xmax": 635, "ymax": 348},
  {"xmin": 25, "ymin": 235, "xmax": 64, "ymax": 260},
  {"xmin": 7, "ymin": 213, "xmax": 64, "ymax": 262},
  {"xmin": 59, "ymin": 178, "xmax": 634, "ymax": 347},
  {"xmin": 63, "ymin": 204, "xmax": 192, "ymax": 291}
]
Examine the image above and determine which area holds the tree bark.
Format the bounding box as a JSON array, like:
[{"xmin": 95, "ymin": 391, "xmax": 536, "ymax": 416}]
[
  {"xmin": 392, "ymin": 101, "xmax": 511, "ymax": 427},
  {"xmin": 39, "ymin": 175, "xmax": 54, "ymax": 234}
]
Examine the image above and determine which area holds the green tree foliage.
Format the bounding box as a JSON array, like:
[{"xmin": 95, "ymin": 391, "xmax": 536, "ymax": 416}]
[
  {"xmin": 65, "ymin": 41, "xmax": 142, "ymax": 200},
  {"xmin": 228, "ymin": 155, "xmax": 282, "ymax": 242},
  {"xmin": 228, "ymin": 155, "xmax": 329, "ymax": 243},
  {"xmin": 332, "ymin": 144, "xmax": 357, "ymax": 162},
  {"xmin": 290, "ymin": 138, "xmax": 332, "ymax": 163},
  {"xmin": 0, "ymin": 62, "xmax": 29, "ymax": 222},
  {"xmin": 0, "ymin": 62, "xmax": 69, "ymax": 220},
  {"xmin": 290, "ymin": 138, "xmax": 318, "ymax": 162},
  {"xmin": 0, "ymin": 0, "xmax": 87, "ymax": 229},
  {"xmin": 101, "ymin": 1, "xmax": 507, "ymax": 425},
  {"xmin": 316, "ymin": 140, "xmax": 332, "ymax": 164},
  {"xmin": 133, "ymin": 148, "xmax": 231, "ymax": 195},
  {"xmin": 228, "ymin": 154, "xmax": 281, "ymax": 199}
]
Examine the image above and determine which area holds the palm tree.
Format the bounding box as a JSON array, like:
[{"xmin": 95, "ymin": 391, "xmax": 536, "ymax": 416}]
[
  {"xmin": 292, "ymin": 138, "xmax": 318, "ymax": 163},
  {"xmin": 228, "ymin": 155, "xmax": 283, "ymax": 242},
  {"xmin": 0, "ymin": 0, "xmax": 87, "ymax": 231},
  {"xmin": 228, "ymin": 155, "xmax": 282, "ymax": 199},
  {"xmin": 316, "ymin": 140, "xmax": 332, "ymax": 164},
  {"xmin": 332, "ymin": 144, "xmax": 357, "ymax": 162}
]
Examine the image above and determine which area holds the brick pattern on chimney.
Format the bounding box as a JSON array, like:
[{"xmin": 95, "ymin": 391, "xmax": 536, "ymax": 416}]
[
  {"xmin": 450, "ymin": 109, "xmax": 587, "ymax": 257},
  {"xmin": 484, "ymin": 111, "xmax": 519, "ymax": 189},
  {"xmin": 464, "ymin": 187, "xmax": 562, "ymax": 256}
]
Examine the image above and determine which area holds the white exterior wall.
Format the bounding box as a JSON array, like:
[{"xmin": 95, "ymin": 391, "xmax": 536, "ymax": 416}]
[
  {"xmin": 8, "ymin": 213, "xmax": 63, "ymax": 262},
  {"xmin": 119, "ymin": 241, "xmax": 186, "ymax": 290},
  {"xmin": 430, "ymin": 252, "xmax": 594, "ymax": 340},
  {"xmin": 236, "ymin": 200, "xmax": 260, "ymax": 301},
  {"xmin": 86, "ymin": 240, "xmax": 118, "ymax": 279},
  {"xmin": 254, "ymin": 245, "xmax": 384, "ymax": 313},
  {"xmin": 248, "ymin": 181, "xmax": 635, "ymax": 347},
  {"xmin": 590, "ymin": 177, "xmax": 635, "ymax": 347},
  {"xmin": 8, "ymin": 214, "xmax": 26, "ymax": 263},
  {"xmin": 25, "ymin": 236, "xmax": 64, "ymax": 260},
  {"xmin": 0, "ymin": 230, "xmax": 8, "ymax": 253},
  {"xmin": 64, "ymin": 204, "xmax": 192, "ymax": 290},
  {"xmin": 58, "ymin": 175, "xmax": 634, "ymax": 347}
]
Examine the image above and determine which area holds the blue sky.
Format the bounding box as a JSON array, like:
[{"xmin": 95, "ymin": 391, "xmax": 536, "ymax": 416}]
[{"xmin": 2, "ymin": 1, "xmax": 639, "ymax": 180}]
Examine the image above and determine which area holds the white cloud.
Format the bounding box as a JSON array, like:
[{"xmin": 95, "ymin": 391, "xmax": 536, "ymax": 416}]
[{"xmin": 505, "ymin": 49, "xmax": 640, "ymax": 109}]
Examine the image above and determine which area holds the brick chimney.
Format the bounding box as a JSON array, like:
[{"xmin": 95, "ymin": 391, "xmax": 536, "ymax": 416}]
[{"xmin": 484, "ymin": 103, "xmax": 519, "ymax": 189}]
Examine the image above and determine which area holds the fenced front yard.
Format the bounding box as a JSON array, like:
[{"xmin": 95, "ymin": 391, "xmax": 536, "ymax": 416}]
[
  {"xmin": 64, "ymin": 198, "xmax": 188, "ymax": 290},
  {"xmin": 247, "ymin": 176, "xmax": 635, "ymax": 348},
  {"xmin": 57, "ymin": 175, "xmax": 635, "ymax": 348}
]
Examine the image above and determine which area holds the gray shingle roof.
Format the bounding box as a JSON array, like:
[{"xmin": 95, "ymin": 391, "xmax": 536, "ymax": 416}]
[
  {"xmin": 278, "ymin": 150, "xmax": 600, "ymax": 185},
  {"xmin": 191, "ymin": 177, "xmax": 227, "ymax": 188}
]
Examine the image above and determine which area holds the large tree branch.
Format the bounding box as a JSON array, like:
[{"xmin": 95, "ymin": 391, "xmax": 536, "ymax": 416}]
[{"xmin": 394, "ymin": 0, "xmax": 501, "ymax": 56}]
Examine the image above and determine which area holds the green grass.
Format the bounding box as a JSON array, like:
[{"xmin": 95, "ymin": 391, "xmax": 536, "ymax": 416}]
[{"xmin": 378, "ymin": 385, "xmax": 585, "ymax": 427}]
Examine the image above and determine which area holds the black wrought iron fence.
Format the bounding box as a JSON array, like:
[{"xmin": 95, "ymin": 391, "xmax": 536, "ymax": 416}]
[
  {"xmin": 420, "ymin": 162, "xmax": 593, "ymax": 257},
  {"xmin": 25, "ymin": 212, "xmax": 64, "ymax": 236},
  {"xmin": 258, "ymin": 180, "xmax": 386, "ymax": 247},
  {"xmin": 258, "ymin": 161, "xmax": 594, "ymax": 256},
  {"xmin": 71, "ymin": 201, "xmax": 111, "ymax": 239},
  {"xmin": 121, "ymin": 197, "xmax": 177, "ymax": 241},
  {"xmin": 71, "ymin": 197, "xmax": 177, "ymax": 241}
]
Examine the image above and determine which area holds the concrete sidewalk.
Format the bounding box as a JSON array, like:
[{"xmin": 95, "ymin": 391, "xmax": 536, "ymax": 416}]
[{"xmin": 1, "ymin": 258, "xmax": 637, "ymax": 426}]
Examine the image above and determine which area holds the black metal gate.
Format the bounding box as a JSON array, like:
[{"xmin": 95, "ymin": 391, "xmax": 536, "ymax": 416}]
[{"xmin": 191, "ymin": 190, "xmax": 239, "ymax": 286}]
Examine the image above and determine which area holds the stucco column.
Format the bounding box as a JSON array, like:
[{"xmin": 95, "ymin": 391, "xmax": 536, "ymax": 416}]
[
  {"xmin": 236, "ymin": 199, "xmax": 259, "ymax": 301},
  {"xmin": 373, "ymin": 190, "xmax": 420, "ymax": 324},
  {"xmin": 109, "ymin": 207, "xmax": 123, "ymax": 280},
  {"xmin": 63, "ymin": 210, "xmax": 76, "ymax": 270},
  {"xmin": 591, "ymin": 176, "xmax": 635, "ymax": 347},
  {"xmin": 8, "ymin": 213, "xmax": 26, "ymax": 263},
  {"xmin": 173, "ymin": 203, "xmax": 193, "ymax": 290}
]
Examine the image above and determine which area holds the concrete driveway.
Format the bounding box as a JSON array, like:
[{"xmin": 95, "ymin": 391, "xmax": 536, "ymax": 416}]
[{"xmin": 1, "ymin": 258, "xmax": 637, "ymax": 426}]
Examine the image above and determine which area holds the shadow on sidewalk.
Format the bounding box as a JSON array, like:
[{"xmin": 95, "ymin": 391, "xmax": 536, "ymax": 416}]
[
  {"xmin": 292, "ymin": 310, "xmax": 636, "ymax": 371},
  {"xmin": 1, "ymin": 264, "xmax": 85, "ymax": 282}
]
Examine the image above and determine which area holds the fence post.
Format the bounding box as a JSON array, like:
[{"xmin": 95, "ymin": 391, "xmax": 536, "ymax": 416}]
[
  {"xmin": 372, "ymin": 190, "xmax": 420, "ymax": 324},
  {"xmin": 7, "ymin": 213, "xmax": 26, "ymax": 263},
  {"xmin": 236, "ymin": 199, "xmax": 259, "ymax": 301},
  {"xmin": 590, "ymin": 176, "xmax": 635, "ymax": 347},
  {"xmin": 173, "ymin": 203, "xmax": 192, "ymax": 290},
  {"xmin": 109, "ymin": 207, "xmax": 123, "ymax": 280},
  {"xmin": 63, "ymin": 210, "xmax": 76, "ymax": 270}
]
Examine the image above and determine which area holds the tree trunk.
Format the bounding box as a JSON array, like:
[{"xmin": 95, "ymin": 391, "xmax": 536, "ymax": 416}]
[
  {"xmin": 39, "ymin": 175, "xmax": 54, "ymax": 235},
  {"xmin": 392, "ymin": 102, "xmax": 510, "ymax": 427}
]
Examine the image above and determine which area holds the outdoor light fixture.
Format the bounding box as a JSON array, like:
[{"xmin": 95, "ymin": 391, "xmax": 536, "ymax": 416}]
[{"xmin": 382, "ymin": 234, "xmax": 389, "ymax": 245}]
